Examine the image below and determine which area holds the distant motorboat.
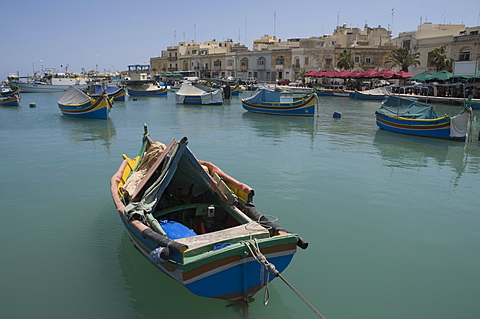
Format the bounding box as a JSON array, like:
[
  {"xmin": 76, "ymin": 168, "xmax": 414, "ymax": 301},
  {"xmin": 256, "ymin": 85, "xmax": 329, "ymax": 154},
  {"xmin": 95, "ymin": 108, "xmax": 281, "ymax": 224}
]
[{"xmin": 16, "ymin": 77, "xmax": 89, "ymax": 93}]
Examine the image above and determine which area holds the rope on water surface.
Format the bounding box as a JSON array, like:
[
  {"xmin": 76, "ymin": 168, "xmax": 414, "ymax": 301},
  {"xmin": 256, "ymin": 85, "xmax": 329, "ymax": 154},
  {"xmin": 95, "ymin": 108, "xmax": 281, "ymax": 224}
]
[{"xmin": 242, "ymin": 239, "xmax": 325, "ymax": 318}]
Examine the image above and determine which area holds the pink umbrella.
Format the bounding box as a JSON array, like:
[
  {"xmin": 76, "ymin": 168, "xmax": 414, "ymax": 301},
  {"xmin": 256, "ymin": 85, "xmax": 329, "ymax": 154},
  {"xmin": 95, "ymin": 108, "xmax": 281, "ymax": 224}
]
[{"xmin": 374, "ymin": 69, "xmax": 396, "ymax": 79}]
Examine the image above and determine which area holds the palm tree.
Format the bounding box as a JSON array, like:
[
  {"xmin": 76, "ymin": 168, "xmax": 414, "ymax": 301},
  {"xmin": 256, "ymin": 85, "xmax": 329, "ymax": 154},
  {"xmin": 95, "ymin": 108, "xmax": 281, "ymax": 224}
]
[
  {"xmin": 387, "ymin": 47, "xmax": 420, "ymax": 72},
  {"xmin": 430, "ymin": 45, "xmax": 453, "ymax": 71},
  {"xmin": 337, "ymin": 49, "xmax": 354, "ymax": 70}
]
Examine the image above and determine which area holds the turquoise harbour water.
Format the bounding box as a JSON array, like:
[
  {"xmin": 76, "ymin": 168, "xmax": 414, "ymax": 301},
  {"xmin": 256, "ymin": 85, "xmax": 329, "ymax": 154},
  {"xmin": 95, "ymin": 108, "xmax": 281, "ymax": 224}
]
[{"xmin": 1, "ymin": 91, "xmax": 479, "ymax": 319}]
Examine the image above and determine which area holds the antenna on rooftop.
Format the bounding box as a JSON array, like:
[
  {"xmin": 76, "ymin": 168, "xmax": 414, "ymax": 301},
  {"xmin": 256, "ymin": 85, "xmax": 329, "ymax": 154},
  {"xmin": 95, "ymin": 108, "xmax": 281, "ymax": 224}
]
[
  {"xmin": 337, "ymin": 12, "xmax": 340, "ymax": 27},
  {"xmin": 391, "ymin": 8, "xmax": 394, "ymax": 34},
  {"xmin": 194, "ymin": 24, "xmax": 196, "ymax": 42},
  {"xmin": 274, "ymin": 11, "xmax": 276, "ymax": 37}
]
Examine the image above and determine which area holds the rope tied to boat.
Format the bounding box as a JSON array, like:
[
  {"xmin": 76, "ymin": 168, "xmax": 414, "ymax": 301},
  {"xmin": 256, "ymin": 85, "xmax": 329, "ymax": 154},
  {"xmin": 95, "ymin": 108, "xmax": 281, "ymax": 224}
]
[{"xmin": 242, "ymin": 239, "xmax": 325, "ymax": 318}]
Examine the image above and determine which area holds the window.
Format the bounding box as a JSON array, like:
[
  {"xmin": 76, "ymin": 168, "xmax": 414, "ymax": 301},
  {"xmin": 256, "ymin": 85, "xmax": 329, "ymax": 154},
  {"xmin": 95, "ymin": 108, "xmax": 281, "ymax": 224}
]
[
  {"xmin": 365, "ymin": 57, "xmax": 372, "ymax": 64},
  {"xmin": 214, "ymin": 60, "xmax": 221, "ymax": 67},
  {"xmin": 305, "ymin": 57, "xmax": 309, "ymax": 65},
  {"xmin": 402, "ymin": 40, "xmax": 411, "ymax": 50},
  {"xmin": 459, "ymin": 51, "xmax": 470, "ymax": 61},
  {"xmin": 275, "ymin": 56, "xmax": 285, "ymax": 65},
  {"xmin": 227, "ymin": 60, "xmax": 233, "ymax": 67},
  {"xmin": 354, "ymin": 56, "xmax": 360, "ymax": 63}
]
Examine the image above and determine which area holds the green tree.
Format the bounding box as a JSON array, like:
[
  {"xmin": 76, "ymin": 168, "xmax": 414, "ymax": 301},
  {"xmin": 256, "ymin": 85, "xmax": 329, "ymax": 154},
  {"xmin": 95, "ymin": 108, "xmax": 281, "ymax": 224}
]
[
  {"xmin": 337, "ymin": 49, "xmax": 354, "ymax": 70},
  {"xmin": 430, "ymin": 45, "xmax": 453, "ymax": 71},
  {"xmin": 387, "ymin": 47, "xmax": 420, "ymax": 72}
]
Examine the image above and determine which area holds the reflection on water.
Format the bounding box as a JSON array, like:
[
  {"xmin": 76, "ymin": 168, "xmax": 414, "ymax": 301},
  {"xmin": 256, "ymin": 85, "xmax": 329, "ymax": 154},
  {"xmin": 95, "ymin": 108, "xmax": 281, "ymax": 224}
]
[
  {"xmin": 117, "ymin": 232, "xmax": 295, "ymax": 319},
  {"xmin": 241, "ymin": 112, "xmax": 316, "ymax": 140},
  {"xmin": 373, "ymin": 129, "xmax": 480, "ymax": 186},
  {"xmin": 59, "ymin": 116, "xmax": 117, "ymax": 152}
]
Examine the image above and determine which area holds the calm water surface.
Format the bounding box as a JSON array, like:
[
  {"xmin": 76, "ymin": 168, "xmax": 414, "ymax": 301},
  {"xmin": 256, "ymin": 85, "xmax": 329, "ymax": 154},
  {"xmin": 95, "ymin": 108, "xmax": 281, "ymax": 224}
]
[{"xmin": 1, "ymin": 91, "xmax": 479, "ymax": 319}]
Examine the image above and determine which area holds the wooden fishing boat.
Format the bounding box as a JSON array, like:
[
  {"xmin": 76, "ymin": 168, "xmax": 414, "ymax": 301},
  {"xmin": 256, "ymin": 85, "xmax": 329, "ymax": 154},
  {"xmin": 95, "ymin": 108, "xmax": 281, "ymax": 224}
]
[
  {"xmin": 332, "ymin": 90, "xmax": 350, "ymax": 97},
  {"xmin": 375, "ymin": 95, "xmax": 472, "ymax": 140},
  {"xmin": 90, "ymin": 85, "xmax": 126, "ymax": 101},
  {"xmin": 314, "ymin": 88, "xmax": 334, "ymax": 96},
  {"xmin": 0, "ymin": 86, "xmax": 20, "ymax": 97},
  {"xmin": 175, "ymin": 83, "xmax": 223, "ymax": 105},
  {"xmin": 230, "ymin": 84, "xmax": 242, "ymax": 96},
  {"xmin": 110, "ymin": 125, "xmax": 308, "ymax": 302},
  {"xmin": 57, "ymin": 86, "xmax": 113, "ymax": 119},
  {"xmin": 127, "ymin": 83, "xmax": 168, "ymax": 96},
  {"xmin": 242, "ymin": 87, "xmax": 318, "ymax": 116},
  {"xmin": 0, "ymin": 95, "xmax": 20, "ymax": 106}
]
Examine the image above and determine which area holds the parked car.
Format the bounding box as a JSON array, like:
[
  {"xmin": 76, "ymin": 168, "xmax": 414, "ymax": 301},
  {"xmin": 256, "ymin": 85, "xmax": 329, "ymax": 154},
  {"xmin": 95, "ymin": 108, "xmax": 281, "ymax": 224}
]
[{"xmin": 277, "ymin": 79, "xmax": 291, "ymax": 85}]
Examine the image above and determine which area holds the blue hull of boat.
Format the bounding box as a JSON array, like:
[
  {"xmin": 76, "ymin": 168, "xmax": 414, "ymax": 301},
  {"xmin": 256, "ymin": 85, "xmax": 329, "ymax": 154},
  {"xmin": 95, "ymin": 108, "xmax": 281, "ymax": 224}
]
[{"xmin": 375, "ymin": 113, "xmax": 464, "ymax": 140}]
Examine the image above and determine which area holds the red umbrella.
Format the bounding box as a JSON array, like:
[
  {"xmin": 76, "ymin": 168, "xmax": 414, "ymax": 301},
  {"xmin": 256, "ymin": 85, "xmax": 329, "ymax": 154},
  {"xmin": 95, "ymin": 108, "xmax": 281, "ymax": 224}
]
[
  {"xmin": 336, "ymin": 70, "xmax": 352, "ymax": 78},
  {"xmin": 360, "ymin": 69, "xmax": 379, "ymax": 78},
  {"xmin": 315, "ymin": 70, "xmax": 329, "ymax": 77},
  {"xmin": 303, "ymin": 70, "xmax": 318, "ymax": 77},
  {"xmin": 349, "ymin": 70, "xmax": 365, "ymax": 78},
  {"xmin": 394, "ymin": 70, "xmax": 414, "ymax": 79},
  {"xmin": 374, "ymin": 69, "xmax": 396, "ymax": 79},
  {"xmin": 324, "ymin": 70, "xmax": 340, "ymax": 78}
]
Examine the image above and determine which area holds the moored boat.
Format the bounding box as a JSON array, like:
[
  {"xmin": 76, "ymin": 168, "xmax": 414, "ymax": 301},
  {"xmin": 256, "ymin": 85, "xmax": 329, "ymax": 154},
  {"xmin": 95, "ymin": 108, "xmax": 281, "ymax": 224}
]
[
  {"xmin": 110, "ymin": 125, "xmax": 307, "ymax": 302},
  {"xmin": 0, "ymin": 95, "xmax": 20, "ymax": 106},
  {"xmin": 314, "ymin": 88, "xmax": 334, "ymax": 96},
  {"xmin": 375, "ymin": 95, "xmax": 472, "ymax": 140},
  {"xmin": 90, "ymin": 85, "xmax": 126, "ymax": 101},
  {"xmin": 16, "ymin": 77, "xmax": 89, "ymax": 93},
  {"xmin": 242, "ymin": 87, "xmax": 318, "ymax": 116},
  {"xmin": 127, "ymin": 83, "xmax": 168, "ymax": 96},
  {"xmin": 57, "ymin": 86, "xmax": 113, "ymax": 119},
  {"xmin": 0, "ymin": 86, "xmax": 20, "ymax": 97},
  {"xmin": 332, "ymin": 90, "xmax": 350, "ymax": 97},
  {"xmin": 175, "ymin": 83, "xmax": 223, "ymax": 105}
]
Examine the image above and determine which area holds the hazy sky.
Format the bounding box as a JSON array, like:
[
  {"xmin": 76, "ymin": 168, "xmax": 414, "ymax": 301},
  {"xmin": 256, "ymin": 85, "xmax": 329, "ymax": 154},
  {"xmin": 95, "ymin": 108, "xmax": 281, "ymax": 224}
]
[{"xmin": 1, "ymin": 0, "xmax": 479, "ymax": 78}]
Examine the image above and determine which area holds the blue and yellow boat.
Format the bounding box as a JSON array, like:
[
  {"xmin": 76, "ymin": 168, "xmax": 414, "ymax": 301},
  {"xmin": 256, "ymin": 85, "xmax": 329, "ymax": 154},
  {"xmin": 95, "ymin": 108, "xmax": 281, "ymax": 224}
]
[
  {"xmin": 242, "ymin": 87, "xmax": 318, "ymax": 116},
  {"xmin": 57, "ymin": 86, "xmax": 113, "ymax": 119},
  {"xmin": 127, "ymin": 83, "xmax": 168, "ymax": 96},
  {"xmin": 375, "ymin": 95, "xmax": 472, "ymax": 140},
  {"xmin": 110, "ymin": 125, "xmax": 307, "ymax": 302}
]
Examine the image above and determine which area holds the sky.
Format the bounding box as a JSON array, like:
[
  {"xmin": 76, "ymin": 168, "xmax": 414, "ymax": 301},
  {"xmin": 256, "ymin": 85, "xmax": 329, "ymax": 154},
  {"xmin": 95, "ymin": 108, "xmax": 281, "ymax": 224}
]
[{"xmin": 1, "ymin": 0, "xmax": 479, "ymax": 78}]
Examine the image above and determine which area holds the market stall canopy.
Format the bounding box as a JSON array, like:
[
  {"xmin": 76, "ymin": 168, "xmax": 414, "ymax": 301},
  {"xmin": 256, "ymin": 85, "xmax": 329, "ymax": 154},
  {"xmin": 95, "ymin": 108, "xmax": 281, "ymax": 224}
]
[
  {"xmin": 428, "ymin": 70, "xmax": 453, "ymax": 81},
  {"xmin": 408, "ymin": 72, "xmax": 432, "ymax": 82}
]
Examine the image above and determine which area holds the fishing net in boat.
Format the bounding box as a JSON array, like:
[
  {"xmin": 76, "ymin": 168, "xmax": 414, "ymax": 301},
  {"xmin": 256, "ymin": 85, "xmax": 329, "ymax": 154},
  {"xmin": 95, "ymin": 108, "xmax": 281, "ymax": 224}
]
[{"xmin": 121, "ymin": 141, "xmax": 166, "ymax": 200}]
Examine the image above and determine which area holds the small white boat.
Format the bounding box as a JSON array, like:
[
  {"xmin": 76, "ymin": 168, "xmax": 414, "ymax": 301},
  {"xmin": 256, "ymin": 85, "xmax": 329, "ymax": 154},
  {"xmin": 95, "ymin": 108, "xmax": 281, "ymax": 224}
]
[{"xmin": 16, "ymin": 77, "xmax": 89, "ymax": 93}]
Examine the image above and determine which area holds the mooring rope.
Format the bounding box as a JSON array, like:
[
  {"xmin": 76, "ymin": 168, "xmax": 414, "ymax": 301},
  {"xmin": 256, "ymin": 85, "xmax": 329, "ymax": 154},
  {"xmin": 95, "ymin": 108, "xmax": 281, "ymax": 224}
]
[{"xmin": 243, "ymin": 239, "xmax": 326, "ymax": 318}]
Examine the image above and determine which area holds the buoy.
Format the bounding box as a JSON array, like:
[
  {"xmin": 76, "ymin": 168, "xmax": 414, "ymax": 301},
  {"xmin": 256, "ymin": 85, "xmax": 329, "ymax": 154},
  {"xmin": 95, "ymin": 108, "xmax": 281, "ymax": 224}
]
[
  {"xmin": 133, "ymin": 98, "xmax": 137, "ymax": 101},
  {"xmin": 29, "ymin": 102, "xmax": 36, "ymax": 108},
  {"xmin": 333, "ymin": 111, "xmax": 341, "ymax": 118}
]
